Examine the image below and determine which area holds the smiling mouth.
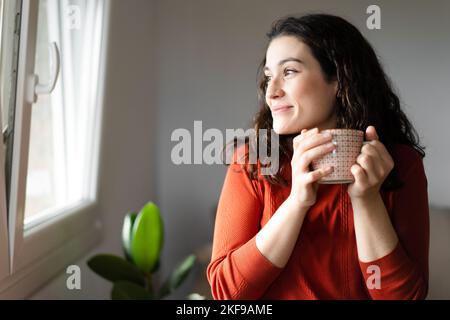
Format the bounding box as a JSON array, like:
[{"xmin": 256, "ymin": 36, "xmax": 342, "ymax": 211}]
[{"xmin": 271, "ymin": 106, "xmax": 293, "ymax": 114}]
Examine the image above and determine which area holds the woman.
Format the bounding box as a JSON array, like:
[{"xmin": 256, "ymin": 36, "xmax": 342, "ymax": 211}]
[{"xmin": 207, "ymin": 14, "xmax": 429, "ymax": 299}]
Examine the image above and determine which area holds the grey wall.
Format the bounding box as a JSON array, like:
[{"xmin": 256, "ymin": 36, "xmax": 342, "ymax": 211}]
[
  {"xmin": 154, "ymin": 0, "xmax": 450, "ymax": 299},
  {"xmin": 32, "ymin": 0, "xmax": 450, "ymax": 299}
]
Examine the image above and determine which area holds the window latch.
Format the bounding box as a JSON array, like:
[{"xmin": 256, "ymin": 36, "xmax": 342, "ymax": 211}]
[{"xmin": 27, "ymin": 42, "xmax": 60, "ymax": 104}]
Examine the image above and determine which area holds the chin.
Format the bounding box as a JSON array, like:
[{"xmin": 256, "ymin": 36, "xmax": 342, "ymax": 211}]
[{"xmin": 272, "ymin": 125, "xmax": 300, "ymax": 135}]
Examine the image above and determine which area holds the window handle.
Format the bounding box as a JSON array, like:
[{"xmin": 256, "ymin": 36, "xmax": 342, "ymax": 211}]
[{"xmin": 27, "ymin": 42, "xmax": 61, "ymax": 104}]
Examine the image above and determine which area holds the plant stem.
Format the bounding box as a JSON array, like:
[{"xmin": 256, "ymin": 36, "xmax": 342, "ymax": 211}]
[{"xmin": 145, "ymin": 272, "xmax": 155, "ymax": 299}]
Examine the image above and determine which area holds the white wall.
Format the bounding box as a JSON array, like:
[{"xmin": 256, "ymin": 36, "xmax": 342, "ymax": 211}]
[{"xmin": 32, "ymin": 0, "xmax": 450, "ymax": 299}]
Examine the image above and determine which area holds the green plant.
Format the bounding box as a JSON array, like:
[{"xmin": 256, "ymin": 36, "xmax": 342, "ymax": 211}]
[{"xmin": 87, "ymin": 202, "xmax": 199, "ymax": 299}]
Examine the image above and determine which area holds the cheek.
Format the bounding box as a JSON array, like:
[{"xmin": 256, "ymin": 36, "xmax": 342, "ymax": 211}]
[
  {"xmin": 288, "ymin": 80, "xmax": 316, "ymax": 105},
  {"xmin": 293, "ymin": 77, "xmax": 336, "ymax": 107},
  {"xmin": 286, "ymin": 80, "xmax": 307, "ymax": 99},
  {"xmin": 289, "ymin": 74, "xmax": 319, "ymax": 96}
]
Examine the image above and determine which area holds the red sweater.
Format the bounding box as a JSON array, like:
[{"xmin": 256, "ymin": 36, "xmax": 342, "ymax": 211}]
[{"xmin": 207, "ymin": 144, "xmax": 429, "ymax": 299}]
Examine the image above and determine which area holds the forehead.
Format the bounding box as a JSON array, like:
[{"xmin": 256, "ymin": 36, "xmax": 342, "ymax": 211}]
[{"xmin": 265, "ymin": 35, "xmax": 310, "ymax": 64}]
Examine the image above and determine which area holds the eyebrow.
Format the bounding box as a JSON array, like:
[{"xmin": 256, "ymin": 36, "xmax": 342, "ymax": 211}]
[{"xmin": 263, "ymin": 58, "xmax": 304, "ymax": 72}]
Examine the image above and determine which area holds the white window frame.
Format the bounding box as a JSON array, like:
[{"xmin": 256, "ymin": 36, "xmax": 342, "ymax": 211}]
[
  {"xmin": 0, "ymin": 0, "xmax": 110, "ymax": 298},
  {"xmin": 0, "ymin": 104, "xmax": 9, "ymax": 283}
]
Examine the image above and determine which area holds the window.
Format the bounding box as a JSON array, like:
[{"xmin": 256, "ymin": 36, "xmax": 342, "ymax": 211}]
[
  {"xmin": 25, "ymin": 0, "xmax": 105, "ymax": 228},
  {"xmin": 0, "ymin": 0, "xmax": 109, "ymax": 297}
]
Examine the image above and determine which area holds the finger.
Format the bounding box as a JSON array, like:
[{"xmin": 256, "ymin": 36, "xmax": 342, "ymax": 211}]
[
  {"xmin": 305, "ymin": 166, "xmax": 334, "ymax": 184},
  {"xmin": 300, "ymin": 127, "xmax": 319, "ymax": 141},
  {"xmin": 296, "ymin": 132, "xmax": 333, "ymax": 155},
  {"xmin": 360, "ymin": 144, "xmax": 387, "ymax": 178},
  {"xmin": 350, "ymin": 164, "xmax": 369, "ymax": 185},
  {"xmin": 356, "ymin": 153, "xmax": 380, "ymax": 184},
  {"xmin": 293, "ymin": 128, "xmax": 309, "ymax": 146},
  {"xmin": 361, "ymin": 143, "xmax": 382, "ymax": 162},
  {"xmin": 365, "ymin": 140, "xmax": 394, "ymax": 168},
  {"xmin": 305, "ymin": 127, "xmax": 319, "ymax": 136},
  {"xmin": 293, "ymin": 128, "xmax": 332, "ymax": 153},
  {"xmin": 296, "ymin": 141, "xmax": 336, "ymax": 171},
  {"xmin": 365, "ymin": 125, "xmax": 379, "ymax": 141}
]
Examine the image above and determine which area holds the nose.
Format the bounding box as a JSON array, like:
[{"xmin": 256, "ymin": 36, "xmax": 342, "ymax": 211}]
[{"xmin": 265, "ymin": 78, "xmax": 285, "ymax": 100}]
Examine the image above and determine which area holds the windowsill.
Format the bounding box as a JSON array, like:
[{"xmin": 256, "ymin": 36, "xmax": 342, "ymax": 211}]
[{"xmin": 0, "ymin": 216, "xmax": 101, "ymax": 298}]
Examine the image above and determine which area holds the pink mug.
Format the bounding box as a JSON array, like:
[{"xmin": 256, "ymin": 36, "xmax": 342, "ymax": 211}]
[{"xmin": 311, "ymin": 129, "xmax": 367, "ymax": 184}]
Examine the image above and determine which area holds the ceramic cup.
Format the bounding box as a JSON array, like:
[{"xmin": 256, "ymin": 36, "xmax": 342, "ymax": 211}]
[{"xmin": 311, "ymin": 129, "xmax": 367, "ymax": 184}]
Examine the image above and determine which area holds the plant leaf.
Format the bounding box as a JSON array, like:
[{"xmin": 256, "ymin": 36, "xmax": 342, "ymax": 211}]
[
  {"xmin": 159, "ymin": 254, "xmax": 196, "ymax": 298},
  {"xmin": 87, "ymin": 254, "xmax": 145, "ymax": 286},
  {"xmin": 122, "ymin": 211, "xmax": 137, "ymax": 261},
  {"xmin": 111, "ymin": 281, "xmax": 153, "ymax": 300},
  {"xmin": 130, "ymin": 202, "xmax": 164, "ymax": 273}
]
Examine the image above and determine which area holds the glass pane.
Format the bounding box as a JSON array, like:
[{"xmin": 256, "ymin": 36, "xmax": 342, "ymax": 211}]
[
  {"xmin": 25, "ymin": 0, "xmax": 59, "ymax": 219},
  {"xmin": 0, "ymin": 0, "xmax": 2, "ymax": 136},
  {"xmin": 1, "ymin": 0, "xmax": 20, "ymax": 210},
  {"xmin": 24, "ymin": 0, "xmax": 105, "ymax": 226},
  {"xmin": 0, "ymin": 0, "xmax": 19, "ymax": 140},
  {"xmin": 0, "ymin": 0, "xmax": 8, "ymax": 134}
]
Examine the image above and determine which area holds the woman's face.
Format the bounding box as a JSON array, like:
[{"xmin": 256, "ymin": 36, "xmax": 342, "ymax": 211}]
[{"xmin": 264, "ymin": 35, "xmax": 338, "ymax": 135}]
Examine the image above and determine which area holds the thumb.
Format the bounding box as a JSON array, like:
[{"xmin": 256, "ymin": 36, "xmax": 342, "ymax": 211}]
[{"xmin": 365, "ymin": 125, "xmax": 379, "ymax": 141}]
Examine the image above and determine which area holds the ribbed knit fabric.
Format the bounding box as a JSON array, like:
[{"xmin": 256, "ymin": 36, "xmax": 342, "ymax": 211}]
[{"xmin": 207, "ymin": 144, "xmax": 429, "ymax": 299}]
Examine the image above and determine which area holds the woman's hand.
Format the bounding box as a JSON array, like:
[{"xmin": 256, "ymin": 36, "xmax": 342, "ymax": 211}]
[
  {"xmin": 288, "ymin": 127, "xmax": 336, "ymax": 209},
  {"xmin": 347, "ymin": 126, "xmax": 394, "ymax": 200}
]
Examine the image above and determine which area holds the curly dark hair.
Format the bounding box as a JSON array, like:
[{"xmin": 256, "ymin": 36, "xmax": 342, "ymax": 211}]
[{"xmin": 227, "ymin": 14, "xmax": 425, "ymax": 190}]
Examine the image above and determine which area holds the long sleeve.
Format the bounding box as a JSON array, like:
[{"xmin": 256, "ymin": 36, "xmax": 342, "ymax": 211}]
[
  {"xmin": 359, "ymin": 149, "xmax": 429, "ymax": 299},
  {"xmin": 207, "ymin": 162, "xmax": 283, "ymax": 300}
]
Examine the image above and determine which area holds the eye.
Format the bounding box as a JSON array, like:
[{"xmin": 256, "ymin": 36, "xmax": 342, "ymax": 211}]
[
  {"xmin": 263, "ymin": 75, "xmax": 272, "ymax": 87},
  {"xmin": 284, "ymin": 68, "xmax": 298, "ymax": 76}
]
